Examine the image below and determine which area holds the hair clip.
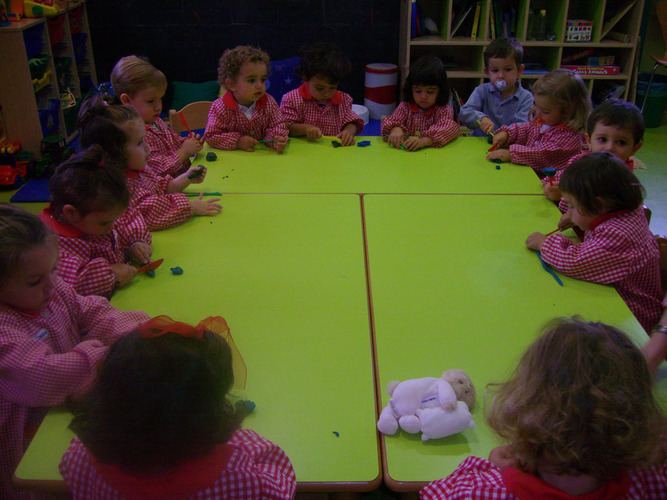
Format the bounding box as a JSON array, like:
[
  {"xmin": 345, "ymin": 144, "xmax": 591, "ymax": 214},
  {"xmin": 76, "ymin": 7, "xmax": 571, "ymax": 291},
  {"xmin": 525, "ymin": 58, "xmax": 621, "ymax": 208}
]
[{"xmin": 138, "ymin": 315, "xmax": 207, "ymax": 340}]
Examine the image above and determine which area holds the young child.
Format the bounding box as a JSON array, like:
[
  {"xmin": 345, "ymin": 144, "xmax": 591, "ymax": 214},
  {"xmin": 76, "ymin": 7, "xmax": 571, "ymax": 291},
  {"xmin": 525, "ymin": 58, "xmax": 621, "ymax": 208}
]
[
  {"xmin": 421, "ymin": 317, "xmax": 667, "ymax": 499},
  {"xmin": 39, "ymin": 145, "xmax": 152, "ymax": 298},
  {"xmin": 459, "ymin": 37, "xmax": 534, "ymax": 137},
  {"xmin": 545, "ymin": 98, "xmax": 644, "ymax": 201},
  {"xmin": 0, "ymin": 204, "xmax": 149, "ymax": 500},
  {"xmin": 59, "ymin": 316, "xmax": 297, "ymax": 500},
  {"xmin": 280, "ymin": 43, "xmax": 364, "ymax": 146},
  {"xmin": 204, "ymin": 46, "xmax": 289, "ymax": 153},
  {"xmin": 111, "ymin": 55, "xmax": 203, "ymax": 177},
  {"xmin": 381, "ymin": 55, "xmax": 459, "ymax": 151},
  {"xmin": 526, "ymin": 153, "xmax": 662, "ymax": 333},
  {"xmin": 487, "ymin": 69, "xmax": 591, "ymax": 176},
  {"xmin": 78, "ymin": 95, "xmax": 222, "ymax": 231}
]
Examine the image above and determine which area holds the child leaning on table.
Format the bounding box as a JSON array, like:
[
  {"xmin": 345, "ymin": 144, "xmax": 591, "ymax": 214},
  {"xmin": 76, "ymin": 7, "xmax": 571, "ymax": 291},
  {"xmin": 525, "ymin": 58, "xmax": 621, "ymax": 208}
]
[
  {"xmin": 111, "ymin": 55, "xmax": 203, "ymax": 177},
  {"xmin": 420, "ymin": 317, "xmax": 667, "ymax": 500},
  {"xmin": 39, "ymin": 145, "xmax": 153, "ymax": 298},
  {"xmin": 381, "ymin": 55, "xmax": 459, "ymax": 151},
  {"xmin": 78, "ymin": 95, "xmax": 222, "ymax": 231},
  {"xmin": 526, "ymin": 153, "xmax": 662, "ymax": 333},
  {"xmin": 487, "ymin": 69, "xmax": 591, "ymax": 176},
  {"xmin": 204, "ymin": 46, "xmax": 289, "ymax": 153},
  {"xmin": 280, "ymin": 42, "xmax": 364, "ymax": 146},
  {"xmin": 459, "ymin": 37, "xmax": 534, "ymax": 137},
  {"xmin": 60, "ymin": 316, "xmax": 296, "ymax": 500},
  {"xmin": 0, "ymin": 204, "xmax": 149, "ymax": 500}
]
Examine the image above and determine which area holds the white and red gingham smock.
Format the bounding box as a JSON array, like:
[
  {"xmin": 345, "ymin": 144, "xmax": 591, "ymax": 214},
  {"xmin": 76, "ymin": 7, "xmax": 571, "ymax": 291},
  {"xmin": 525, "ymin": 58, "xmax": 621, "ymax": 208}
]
[
  {"xmin": 125, "ymin": 170, "xmax": 192, "ymax": 231},
  {"xmin": 381, "ymin": 102, "xmax": 459, "ymax": 148},
  {"xmin": 145, "ymin": 118, "xmax": 190, "ymax": 178}
]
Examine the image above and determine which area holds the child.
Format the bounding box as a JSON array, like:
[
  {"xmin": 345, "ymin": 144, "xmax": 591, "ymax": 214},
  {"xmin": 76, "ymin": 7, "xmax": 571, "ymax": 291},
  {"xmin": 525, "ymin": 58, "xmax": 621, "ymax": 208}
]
[
  {"xmin": 545, "ymin": 98, "xmax": 644, "ymax": 201},
  {"xmin": 459, "ymin": 37, "xmax": 534, "ymax": 137},
  {"xmin": 421, "ymin": 317, "xmax": 667, "ymax": 499},
  {"xmin": 40, "ymin": 145, "xmax": 152, "ymax": 298},
  {"xmin": 204, "ymin": 46, "xmax": 289, "ymax": 153},
  {"xmin": 59, "ymin": 316, "xmax": 297, "ymax": 500},
  {"xmin": 526, "ymin": 153, "xmax": 662, "ymax": 333},
  {"xmin": 0, "ymin": 204, "xmax": 150, "ymax": 500},
  {"xmin": 280, "ymin": 43, "xmax": 364, "ymax": 146},
  {"xmin": 487, "ymin": 69, "xmax": 591, "ymax": 176},
  {"xmin": 642, "ymin": 294, "xmax": 667, "ymax": 374},
  {"xmin": 78, "ymin": 95, "xmax": 222, "ymax": 231},
  {"xmin": 111, "ymin": 55, "xmax": 203, "ymax": 177},
  {"xmin": 381, "ymin": 55, "xmax": 459, "ymax": 151}
]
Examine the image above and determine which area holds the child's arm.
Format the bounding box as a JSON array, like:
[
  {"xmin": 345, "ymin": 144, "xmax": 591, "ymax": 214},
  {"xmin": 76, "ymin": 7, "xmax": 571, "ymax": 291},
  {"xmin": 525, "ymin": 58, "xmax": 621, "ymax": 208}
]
[
  {"xmin": 507, "ymin": 129, "xmax": 583, "ymax": 171},
  {"xmin": 145, "ymin": 121, "xmax": 202, "ymax": 177},
  {"xmin": 279, "ymin": 90, "xmax": 310, "ymax": 137},
  {"xmin": 642, "ymin": 299, "xmax": 667, "ymax": 374},
  {"xmin": 262, "ymin": 97, "xmax": 289, "ymax": 154},
  {"xmin": 56, "ymin": 248, "xmax": 118, "ymax": 297},
  {"xmin": 338, "ymin": 92, "xmax": 364, "ymax": 137},
  {"xmin": 203, "ymin": 99, "xmax": 243, "ymax": 150},
  {"xmin": 134, "ymin": 193, "xmax": 195, "ymax": 231},
  {"xmin": 381, "ymin": 103, "xmax": 410, "ymax": 138},
  {"xmin": 417, "ymin": 105, "xmax": 459, "ymax": 148},
  {"xmin": 458, "ymin": 85, "xmax": 488, "ymax": 130},
  {"xmin": 167, "ymin": 165, "xmax": 207, "ymax": 193},
  {"xmin": 114, "ymin": 208, "xmax": 153, "ymax": 265}
]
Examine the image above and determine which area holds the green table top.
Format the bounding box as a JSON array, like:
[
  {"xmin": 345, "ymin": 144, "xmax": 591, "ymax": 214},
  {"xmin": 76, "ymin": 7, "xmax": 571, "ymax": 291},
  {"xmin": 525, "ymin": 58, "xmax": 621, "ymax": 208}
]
[
  {"xmin": 15, "ymin": 194, "xmax": 380, "ymax": 492},
  {"xmin": 187, "ymin": 136, "xmax": 542, "ymax": 195},
  {"xmin": 363, "ymin": 194, "xmax": 655, "ymax": 491}
]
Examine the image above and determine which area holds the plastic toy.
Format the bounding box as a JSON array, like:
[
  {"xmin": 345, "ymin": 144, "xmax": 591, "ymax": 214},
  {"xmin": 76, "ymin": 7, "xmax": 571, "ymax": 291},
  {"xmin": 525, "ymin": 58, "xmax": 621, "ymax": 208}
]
[
  {"xmin": 206, "ymin": 151, "xmax": 217, "ymax": 161},
  {"xmin": 24, "ymin": 1, "xmax": 59, "ymax": 18},
  {"xmin": 0, "ymin": 153, "xmax": 27, "ymax": 189},
  {"xmin": 0, "ymin": 140, "xmax": 22, "ymax": 154},
  {"xmin": 542, "ymin": 167, "xmax": 557, "ymax": 185},
  {"xmin": 137, "ymin": 258, "xmax": 164, "ymax": 274}
]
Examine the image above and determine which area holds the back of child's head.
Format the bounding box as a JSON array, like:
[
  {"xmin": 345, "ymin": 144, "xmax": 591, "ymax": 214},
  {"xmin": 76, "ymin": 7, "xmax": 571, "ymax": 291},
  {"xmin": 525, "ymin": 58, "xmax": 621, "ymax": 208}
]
[
  {"xmin": 217, "ymin": 46, "xmax": 270, "ymax": 86},
  {"xmin": 295, "ymin": 42, "xmax": 351, "ymax": 83},
  {"xmin": 78, "ymin": 93, "xmax": 139, "ymax": 165},
  {"xmin": 483, "ymin": 37, "xmax": 523, "ymax": 68},
  {"xmin": 0, "ymin": 203, "xmax": 56, "ymax": 285},
  {"xmin": 403, "ymin": 55, "xmax": 450, "ymax": 106},
  {"xmin": 531, "ymin": 69, "xmax": 592, "ymax": 132},
  {"xmin": 487, "ymin": 317, "xmax": 663, "ymax": 480},
  {"xmin": 111, "ymin": 55, "xmax": 167, "ymax": 97},
  {"xmin": 587, "ymin": 98, "xmax": 644, "ymax": 145},
  {"xmin": 48, "ymin": 145, "xmax": 129, "ymax": 220},
  {"xmin": 560, "ymin": 152, "xmax": 644, "ymax": 215},
  {"xmin": 69, "ymin": 316, "xmax": 242, "ymax": 471}
]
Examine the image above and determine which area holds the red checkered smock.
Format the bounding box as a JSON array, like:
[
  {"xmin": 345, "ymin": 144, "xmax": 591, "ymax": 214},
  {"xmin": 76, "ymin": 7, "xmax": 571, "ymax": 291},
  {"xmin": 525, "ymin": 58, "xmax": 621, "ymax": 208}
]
[
  {"xmin": 59, "ymin": 429, "xmax": 296, "ymax": 500},
  {"xmin": 204, "ymin": 92, "xmax": 288, "ymax": 150},
  {"xmin": 497, "ymin": 119, "xmax": 584, "ymax": 174},
  {"xmin": 381, "ymin": 102, "xmax": 459, "ymax": 148},
  {"xmin": 145, "ymin": 118, "xmax": 190, "ymax": 178},
  {"xmin": 38, "ymin": 207, "xmax": 152, "ymax": 298},
  {"xmin": 420, "ymin": 456, "xmax": 667, "ymax": 500},
  {"xmin": 540, "ymin": 207, "xmax": 662, "ymax": 332},
  {"xmin": 125, "ymin": 170, "xmax": 193, "ymax": 231},
  {"xmin": 280, "ymin": 83, "xmax": 364, "ymax": 136},
  {"xmin": 0, "ymin": 281, "xmax": 149, "ymax": 500}
]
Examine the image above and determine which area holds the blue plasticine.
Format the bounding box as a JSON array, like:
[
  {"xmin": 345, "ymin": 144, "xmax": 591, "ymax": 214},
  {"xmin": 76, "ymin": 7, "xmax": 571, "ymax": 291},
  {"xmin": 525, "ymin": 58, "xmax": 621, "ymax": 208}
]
[
  {"xmin": 357, "ymin": 141, "xmax": 371, "ymax": 147},
  {"xmin": 236, "ymin": 400, "xmax": 256, "ymax": 414},
  {"xmin": 491, "ymin": 158, "xmax": 502, "ymax": 163},
  {"xmin": 496, "ymin": 164, "xmax": 501, "ymax": 169},
  {"xmin": 206, "ymin": 152, "xmax": 217, "ymax": 161},
  {"xmin": 333, "ymin": 431, "xmax": 340, "ymax": 437},
  {"xmin": 170, "ymin": 266, "xmax": 184, "ymax": 275},
  {"xmin": 146, "ymin": 270, "xmax": 156, "ymax": 278}
]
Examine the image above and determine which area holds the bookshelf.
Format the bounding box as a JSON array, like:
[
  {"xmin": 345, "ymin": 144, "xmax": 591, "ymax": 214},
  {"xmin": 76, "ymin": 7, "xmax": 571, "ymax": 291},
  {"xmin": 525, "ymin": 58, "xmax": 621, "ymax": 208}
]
[{"xmin": 400, "ymin": 0, "xmax": 645, "ymax": 105}]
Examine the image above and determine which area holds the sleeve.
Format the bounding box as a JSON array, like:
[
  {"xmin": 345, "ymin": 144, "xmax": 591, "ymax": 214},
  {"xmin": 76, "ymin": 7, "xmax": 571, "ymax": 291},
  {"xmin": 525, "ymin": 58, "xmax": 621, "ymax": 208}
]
[
  {"xmin": 458, "ymin": 86, "xmax": 487, "ymax": 129},
  {"xmin": 339, "ymin": 93, "xmax": 364, "ymax": 135},
  {"xmin": 113, "ymin": 207, "xmax": 153, "ymax": 256},
  {"xmin": 420, "ymin": 456, "xmax": 510, "ymax": 500},
  {"xmin": 56, "ymin": 239, "xmax": 116, "ymax": 297},
  {"xmin": 509, "ymin": 90, "xmax": 534, "ymax": 126},
  {"xmin": 279, "ymin": 90, "xmax": 303, "ymax": 126},
  {"xmin": 145, "ymin": 125, "xmax": 189, "ymax": 178},
  {"xmin": 509, "ymin": 128, "xmax": 582, "ymax": 171},
  {"xmin": 262, "ymin": 96, "xmax": 289, "ymax": 148},
  {"xmin": 135, "ymin": 193, "xmax": 193, "ymax": 231},
  {"xmin": 499, "ymin": 121, "xmax": 531, "ymax": 146},
  {"xmin": 541, "ymin": 151, "xmax": 585, "ymax": 186},
  {"xmin": 424, "ymin": 105, "xmax": 459, "ymax": 148},
  {"xmin": 381, "ymin": 103, "xmax": 410, "ymax": 136},
  {"xmin": 204, "ymin": 99, "xmax": 242, "ymax": 150}
]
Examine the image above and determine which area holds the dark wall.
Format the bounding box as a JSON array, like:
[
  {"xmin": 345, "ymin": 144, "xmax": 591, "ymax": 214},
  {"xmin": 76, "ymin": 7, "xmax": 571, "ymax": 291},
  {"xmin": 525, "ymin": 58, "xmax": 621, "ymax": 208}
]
[{"xmin": 87, "ymin": 0, "xmax": 400, "ymax": 104}]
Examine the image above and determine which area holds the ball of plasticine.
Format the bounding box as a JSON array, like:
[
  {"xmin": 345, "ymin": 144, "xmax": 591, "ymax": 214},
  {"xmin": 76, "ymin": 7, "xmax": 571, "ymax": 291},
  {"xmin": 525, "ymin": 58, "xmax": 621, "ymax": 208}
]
[
  {"xmin": 146, "ymin": 270, "xmax": 156, "ymax": 278},
  {"xmin": 206, "ymin": 152, "xmax": 217, "ymax": 161},
  {"xmin": 170, "ymin": 266, "xmax": 184, "ymax": 275}
]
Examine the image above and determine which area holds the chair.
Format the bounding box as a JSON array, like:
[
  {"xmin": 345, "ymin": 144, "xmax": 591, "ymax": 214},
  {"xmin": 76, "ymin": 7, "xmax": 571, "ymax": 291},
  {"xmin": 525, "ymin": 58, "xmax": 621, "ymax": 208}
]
[
  {"xmin": 640, "ymin": 0, "xmax": 667, "ymax": 113},
  {"xmin": 168, "ymin": 100, "xmax": 212, "ymax": 135}
]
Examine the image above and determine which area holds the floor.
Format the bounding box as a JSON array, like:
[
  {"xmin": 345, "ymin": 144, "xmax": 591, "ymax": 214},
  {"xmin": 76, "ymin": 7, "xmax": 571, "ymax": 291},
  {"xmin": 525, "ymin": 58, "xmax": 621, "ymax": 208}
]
[{"xmin": 634, "ymin": 123, "xmax": 667, "ymax": 237}]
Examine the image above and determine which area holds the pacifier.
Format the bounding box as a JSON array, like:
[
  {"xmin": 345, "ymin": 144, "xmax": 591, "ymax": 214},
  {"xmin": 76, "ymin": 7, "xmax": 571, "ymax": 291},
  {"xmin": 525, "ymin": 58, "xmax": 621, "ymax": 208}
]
[{"xmin": 495, "ymin": 80, "xmax": 507, "ymax": 91}]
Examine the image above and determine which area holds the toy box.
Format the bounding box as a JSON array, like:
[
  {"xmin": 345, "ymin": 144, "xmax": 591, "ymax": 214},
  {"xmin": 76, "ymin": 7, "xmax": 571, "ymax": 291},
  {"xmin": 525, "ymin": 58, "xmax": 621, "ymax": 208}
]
[
  {"xmin": 23, "ymin": 24, "xmax": 43, "ymax": 59},
  {"xmin": 561, "ymin": 65, "xmax": 620, "ymax": 76},
  {"xmin": 566, "ymin": 20, "xmax": 593, "ymax": 42},
  {"xmin": 47, "ymin": 13, "xmax": 65, "ymax": 45},
  {"xmin": 38, "ymin": 98, "xmax": 60, "ymax": 136}
]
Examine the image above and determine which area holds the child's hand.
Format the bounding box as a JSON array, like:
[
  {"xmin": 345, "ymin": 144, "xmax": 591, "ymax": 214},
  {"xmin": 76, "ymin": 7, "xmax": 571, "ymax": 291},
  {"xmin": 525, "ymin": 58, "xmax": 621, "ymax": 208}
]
[
  {"xmin": 238, "ymin": 135, "xmax": 258, "ymax": 152},
  {"xmin": 558, "ymin": 211, "xmax": 573, "ymax": 230},
  {"xmin": 110, "ymin": 264, "xmax": 137, "ymax": 287},
  {"xmin": 186, "ymin": 165, "xmax": 207, "ymax": 184},
  {"xmin": 129, "ymin": 242, "xmax": 153, "ymax": 265},
  {"xmin": 525, "ymin": 232, "xmax": 547, "ymax": 250},
  {"xmin": 491, "ymin": 130, "xmax": 509, "ymax": 149},
  {"xmin": 479, "ymin": 117, "xmax": 495, "ymax": 135},
  {"xmin": 338, "ymin": 124, "xmax": 357, "ymax": 146},
  {"xmin": 273, "ymin": 135, "xmax": 288, "ymax": 154},
  {"xmin": 488, "ymin": 445, "xmax": 516, "ymax": 470},
  {"xmin": 543, "ymin": 182, "xmax": 561, "ymax": 201},
  {"xmin": 190, "ymin": 193, "xmax": 223, "ymax": 216},
  {"xmin": 388, "ymin": 127, "xmax": 405, "ymax": 149},
  {"xmin": 188, "ymin": 132, "xmax": 203, "ymax": 143},
  {"xmin": 181, "ymin": 137, "xmax": 204, "ymax": 157},
  {"xmin": 404, "ymin": 136, "xmax": 433, "ymax": 151},
  {"xmin": 305, "ymin": 125, "xmax": 323, "ymax": 141},
  {"xmin": 486, "ymin": 149, "xmax": 511, "ymax": 162}
]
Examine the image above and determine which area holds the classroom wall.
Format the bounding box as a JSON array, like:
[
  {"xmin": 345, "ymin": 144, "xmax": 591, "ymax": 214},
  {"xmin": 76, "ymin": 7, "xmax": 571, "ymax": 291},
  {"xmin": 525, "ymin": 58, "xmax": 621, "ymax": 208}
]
[{"xmin": 87, "ymin": 0, "xmax": 399, "ymax": 106}]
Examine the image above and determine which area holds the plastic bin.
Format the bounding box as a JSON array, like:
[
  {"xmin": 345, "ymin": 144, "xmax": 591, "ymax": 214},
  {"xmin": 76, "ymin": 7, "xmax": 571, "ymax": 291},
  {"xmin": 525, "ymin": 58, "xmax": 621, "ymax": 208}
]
[
  {"xmin": 28, "ymin": 54, "xmax": 50, "ymax": 79},
  {"xmin": 72, "ymin": 32, "xmax": 87, "ymax": 62},
  {"xmin": 68, "ymin": 6, "xmax": 83, "ymax": 35},
  {"xmin": 637, "ymin": 73, "xmax": 667, "ymax": 128},
  {"xmin": 23, "ymin": 24, "xmax": 43, "ymax": 59},
  {"xmin": 39, "ymin": 99, "xmax": 60, "ymax": 136},
  {"xmin": 48, "ymin": 14, "xmax": 65, "ymax": 45}
]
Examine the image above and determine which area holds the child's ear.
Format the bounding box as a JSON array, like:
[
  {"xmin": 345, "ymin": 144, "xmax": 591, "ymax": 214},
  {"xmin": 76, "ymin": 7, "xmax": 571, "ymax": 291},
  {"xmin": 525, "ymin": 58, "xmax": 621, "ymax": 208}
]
[
  {"xmin": 631, "ymin": 140, "xmax": 643, "ymax": 156},
  {"xmin": 483, "ymin": 67, "xmax": 489, "ymax": 77},
  {"xmin": 584, "ymin": 132, "xmax": 591, "ymax": 146},
  {"xmin": 594, "ymin": 196, "xmax": 609, "ymax": 215},
  {"xmin": 119, "ymin": 93, "xmax": 131, "ymax": 105},
  {"xmin": 224, "ymin": 78, "xmax": 236, "ymax": 92},
  {"xmin": 61, "ymin": 204, "xmax": 82, "ymax": 223},
  {"xmin": 517, "ymin": 64, "xmax": 524, "ymax": 78}
]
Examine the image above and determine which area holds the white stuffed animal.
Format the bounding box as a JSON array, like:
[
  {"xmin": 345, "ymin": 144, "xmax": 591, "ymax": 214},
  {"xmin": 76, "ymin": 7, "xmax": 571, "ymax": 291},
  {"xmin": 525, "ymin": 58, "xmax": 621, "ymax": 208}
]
[{"xmin": 417, "ymin": 401, "xmax": 475, "ymax": 441}]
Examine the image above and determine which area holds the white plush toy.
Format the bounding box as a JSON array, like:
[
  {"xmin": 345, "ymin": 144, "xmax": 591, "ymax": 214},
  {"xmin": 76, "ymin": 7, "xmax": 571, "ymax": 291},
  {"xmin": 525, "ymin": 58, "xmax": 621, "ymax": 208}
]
[{"xmin": 417, "ymin": 401, "xmax": 475, "ymax": 441}]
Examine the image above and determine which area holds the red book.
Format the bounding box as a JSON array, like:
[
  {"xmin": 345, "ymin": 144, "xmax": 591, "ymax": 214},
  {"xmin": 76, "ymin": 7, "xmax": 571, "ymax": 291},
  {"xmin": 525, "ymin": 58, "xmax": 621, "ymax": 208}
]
[{"xmin": 561, "ymin": 65, "xmax": 620, "ymax": 75}]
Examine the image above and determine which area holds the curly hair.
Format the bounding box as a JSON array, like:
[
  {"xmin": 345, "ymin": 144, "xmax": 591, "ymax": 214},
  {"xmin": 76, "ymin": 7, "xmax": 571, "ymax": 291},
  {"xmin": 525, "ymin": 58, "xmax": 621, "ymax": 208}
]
[
  {"xmin": 486, "ymin": 317, "xmax": 664, "ymax": 480},
  {"xmin": 587, "ymin": 98, "xmax": 644, "ymax": 145},
  {"xmin": 402, "ymin": 55, "xmax": 450, "ymax": 106},
  {"xmin": 217, "ymin": 46, "xmax": 271, "ymax": 85},
  {"xmin": 483, "ymin": 37, "xmax": 524, "ymax": 68},
  {"xmin": 532, "ymin": 69, "xmax": 592, "ymax": 133},
  {"xmin": 295, "ymin": 43, "xmax": 352, "ymax": 83},
  {"xmin": 69, "ymin": 327, "xmax": 243, "ymax": 472},
  {"xmin": 111, "ymin": 55, "xmax": 167, "ymax": 97}
]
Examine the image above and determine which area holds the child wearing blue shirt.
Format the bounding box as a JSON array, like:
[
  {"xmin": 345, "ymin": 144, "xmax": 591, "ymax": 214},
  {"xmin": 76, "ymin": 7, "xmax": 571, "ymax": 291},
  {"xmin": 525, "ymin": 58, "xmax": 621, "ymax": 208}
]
[{"xmin": 459, "ymin": 37, "xmax": 533, "ymax": 137}]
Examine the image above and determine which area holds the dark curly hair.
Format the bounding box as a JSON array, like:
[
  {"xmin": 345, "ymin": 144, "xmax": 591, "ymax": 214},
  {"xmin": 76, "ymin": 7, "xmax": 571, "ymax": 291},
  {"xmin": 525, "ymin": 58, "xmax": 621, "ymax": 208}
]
[
  {"xmin": 402, "ymin": 55, "xmax": 450, "ymax": 106},
  {"xmin": 295, "ymin": 43, "xmax": 352, "ymax": 83},
  {"xmin": 587, "ymin": 98, "xmax": 644, "ymax": 145},
  {"xmin": 217, "ymin": 46, "xmax": 271, "ymax": 85}
]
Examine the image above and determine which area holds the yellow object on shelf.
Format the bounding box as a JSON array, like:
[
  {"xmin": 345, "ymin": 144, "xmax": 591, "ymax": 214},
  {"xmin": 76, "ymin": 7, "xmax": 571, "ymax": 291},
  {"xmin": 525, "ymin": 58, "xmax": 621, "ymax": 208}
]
[
  {"xmin": 23, "ymin": 1, "xmax": 59, "ymax": 17},
  {"xmin": 32, "ymin": 69, "xmax": 51, "ymax": 92}
]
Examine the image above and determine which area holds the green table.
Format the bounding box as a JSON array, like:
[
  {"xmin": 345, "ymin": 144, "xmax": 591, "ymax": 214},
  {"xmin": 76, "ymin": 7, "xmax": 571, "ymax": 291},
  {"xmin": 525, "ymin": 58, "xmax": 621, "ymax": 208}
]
[{"xmin": 363, "ymin": 194, "xmax": 654, "ymax": 492}]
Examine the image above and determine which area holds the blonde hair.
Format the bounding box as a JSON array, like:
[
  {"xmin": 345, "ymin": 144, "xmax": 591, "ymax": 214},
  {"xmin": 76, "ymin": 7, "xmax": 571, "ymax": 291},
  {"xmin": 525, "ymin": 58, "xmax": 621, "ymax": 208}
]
[
  {"xmin": 111, "ymin": 55, "xmax": 167, "ymax": 97},
  {"xmin": 217, "ymin": 46, "xmax": 270, "ymax": 85},
  {"xmin": 532, "ymin": 69, "xmax": 591, "ymax": 132},
  {"xmin": 486, "ymin": 317, "xmax": 664, "ymax": 480}
]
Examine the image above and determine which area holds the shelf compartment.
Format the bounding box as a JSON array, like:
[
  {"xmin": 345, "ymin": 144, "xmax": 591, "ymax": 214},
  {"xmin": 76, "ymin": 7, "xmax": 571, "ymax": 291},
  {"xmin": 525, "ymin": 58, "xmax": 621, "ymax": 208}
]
[{"xmin": 411, "ymin": 43, "xmax": 484, "ymax": 73}]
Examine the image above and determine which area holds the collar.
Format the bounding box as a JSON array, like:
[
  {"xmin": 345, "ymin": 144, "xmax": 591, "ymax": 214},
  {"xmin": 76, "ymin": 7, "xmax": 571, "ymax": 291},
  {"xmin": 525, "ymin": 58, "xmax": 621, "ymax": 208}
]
[
  {"xmin": 126, "ymin": 169, "xmax": 145, "ymax": 179},
  {"xmin": 626, "ymin": 158, "xmax": 634, "ymax": 171},
  {"xmin": 588, "ymin": 210, "xmax": 631, "ymax": 231},
  {"xmin": 533, "ymin": 118, "xmax": 571, "ymax": 132},
  {"xmin": 408, "ymin": 102, "xmax": 437, "ymax": 116},
  {"xmin": 222, "ymin": 91, "xmax": 269, "ymax": 111},
  {"xmin": 298, "ymin": 82, "xmax": 342, "ymax": 105},
  {"xmin": 5, "ymin": 305, "xmax": 42, "ymax": 318},
  {"xmin": 38, "ymin": 207, "xmax": 86, "ymax": 238}
]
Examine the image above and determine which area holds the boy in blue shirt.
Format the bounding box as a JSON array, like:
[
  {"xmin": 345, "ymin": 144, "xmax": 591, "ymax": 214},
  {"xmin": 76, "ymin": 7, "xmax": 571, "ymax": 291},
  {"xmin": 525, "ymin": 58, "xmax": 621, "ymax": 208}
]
[{"xmin": 459, "ymin": 37, "xmax": 533, "ymax": 137}]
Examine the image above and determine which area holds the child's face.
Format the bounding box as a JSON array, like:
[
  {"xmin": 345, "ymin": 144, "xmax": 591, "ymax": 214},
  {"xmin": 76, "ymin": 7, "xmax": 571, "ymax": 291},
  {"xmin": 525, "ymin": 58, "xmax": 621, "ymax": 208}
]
[
  {"xmin": 562, "ymin": 193, "xmax": 601, "ymax": 231},
  {"xmin": 62, "ymin": 205, "xmax": 126, "ymax": 236},
  {"xmin": 121, "ymin": 86, "xmax": 165, "ymax": 124},
  {"xmin": 587, "ymin": 123, "xmax": 641, "ymax": 162},
  {"xmin": 306, "ymin": 75, "xmax": 338, "ymax": 103},
  {"xmin": 226, "ymin": 61, "xmax": 268, "ymax": 107},
  {"xmin": 485, "ymin": 57, "xmax": 523, "ymax": 94},
  {"xmin": 412, "ymin": 85, "xmax": 439, "ymax": 110},
  {"xmin": 534, "ymin": 94, "xmax": 564, "ymax": 126},
  {"xmin": 122, "ymin": 118, "xmax": 150, "ymax": 171},
  {"xmin": 0, "ymin": 240, "xmax": 58, "ymax": 311}
]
